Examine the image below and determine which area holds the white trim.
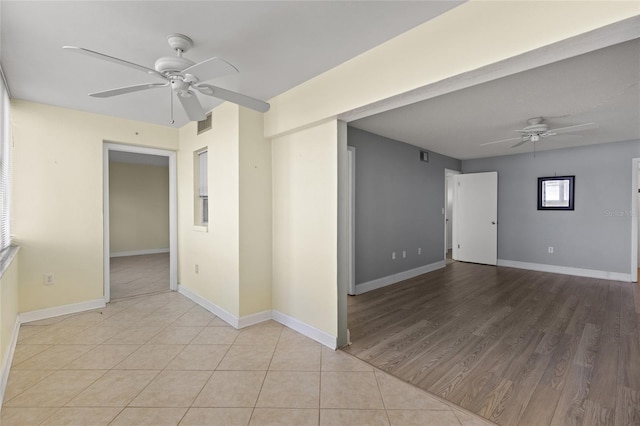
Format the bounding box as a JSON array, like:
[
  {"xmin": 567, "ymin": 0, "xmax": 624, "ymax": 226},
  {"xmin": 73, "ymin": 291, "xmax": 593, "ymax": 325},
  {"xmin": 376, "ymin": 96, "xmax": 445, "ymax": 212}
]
[
  {"xmin": 18, "ymin": 299, "xmax": 106, "ymax": 324},
  {"xmin": 178, "ymin": 285, "xmax": 239, "ymax": 328},
  {"xmin": 238, "ymin": 310, "xmax": 273, "ymax": 329},
  {"xmin": 347, "ymin": 146, "xmax": 356, "ymax": 296},
  {"xmin": 0, "ymin": 318, "xmax": 20, "ymax": 411},
  {"xmin": 168, "ymin": 151, "xmax": 178, "ymax": 291},
  {"xmin": 444, "ymin": 169, "xmax": 462, "ymax": 258},
  {"xmin": 178, "ymin": 284, "xmax": 339, "ymax": 348},
  {"xmin": 631, "ymin": 158, "xmax": 639, "ymax": 283},
  {"xmin": 103, "ymin": 143, "xmax": 178, "ymax": 303},
  {"xmin": 355, "ymin": 260, "xmax": 446, "ymax": 295},
  {"xmin": 272, "ymin": 310, "xmax": 337, "ymax": 349},
  {"xmin": 497, "ymin": 259, "xmax": 631, "ymax": 282},
  {"xmin": 103, "ymin": 144, "xmax": 110, "ymax": 302},
  {"xmin": 110, "ymin": 248, "xmax": 170, "ymax": 258}
]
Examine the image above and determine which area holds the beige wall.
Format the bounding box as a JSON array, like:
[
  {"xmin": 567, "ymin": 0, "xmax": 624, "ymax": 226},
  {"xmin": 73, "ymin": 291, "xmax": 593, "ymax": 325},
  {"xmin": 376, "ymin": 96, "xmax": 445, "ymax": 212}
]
[
  {"xmin": 12, "ymin": 100, "xmax": 178, "ymax": 312},
  {"xmin": 109, "ymin": 162, "xmax": 170, "ymax": 254},
  {"xmin": 177, "ymin": 104, "xmax": 272, "ymax": 319},
  {"xmin": 178, "ymin": 103, "xmax": 241, "ymax": 316},
  {"xmin": 0, "ymin": 252, "xmax": 19, "ymax": 373},
  {"xmin": 239, "ymin": 108, "xmax": 272, "ymax": 317},
  {"xmin": 271, "ymin": 120, "xmax": 338, "ymax": 336}
]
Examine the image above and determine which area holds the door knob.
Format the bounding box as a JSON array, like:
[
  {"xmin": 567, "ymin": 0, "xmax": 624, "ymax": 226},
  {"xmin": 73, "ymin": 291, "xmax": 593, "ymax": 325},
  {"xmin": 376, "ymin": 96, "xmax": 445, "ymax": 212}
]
[{"xmin": 491, "ymin": 221, "xmax": 496, "ymax": 225}]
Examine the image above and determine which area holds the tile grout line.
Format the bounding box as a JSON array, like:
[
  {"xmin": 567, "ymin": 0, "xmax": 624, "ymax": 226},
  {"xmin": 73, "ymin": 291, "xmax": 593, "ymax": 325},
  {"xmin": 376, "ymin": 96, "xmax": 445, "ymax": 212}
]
[
  {"xmin": 180, "ymin": 317, "xmax": 237, "ymax": 424},
  {"xmin": 372, "ymin": 368, "xmax": 392, "ymax": 425},
  {"xmin": 71, "ymin": 296, "xmax": 180, "ymax": 422},
  {"xmin": 247, "ymin": 323, "xmax": 283, "ymax": 425}
]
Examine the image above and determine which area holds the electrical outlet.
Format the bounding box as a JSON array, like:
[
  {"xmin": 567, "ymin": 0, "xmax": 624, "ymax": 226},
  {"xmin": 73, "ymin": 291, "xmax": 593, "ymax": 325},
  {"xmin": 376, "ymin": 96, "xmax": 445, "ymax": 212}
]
[
  {"xmin": 402, "ymin": 251, "xmax": 406, "ymax": 258},
  {"xmin": 418, "ymin": 247, "xmax": 422, "ymax": 255},
  {"xmin": 548, "ymin": 247, "xmax": 554, "ymax": 254},
  {"xmin": 44, "ymin": 273, "xmax": 55, "ymax": 286},
  {"xmin": 392, "ymin": 252, "xmax": 396, "ymax": 260},
  {"xmin": 195, "ymin": 264, "xmax": 199, "ymax": 274}
]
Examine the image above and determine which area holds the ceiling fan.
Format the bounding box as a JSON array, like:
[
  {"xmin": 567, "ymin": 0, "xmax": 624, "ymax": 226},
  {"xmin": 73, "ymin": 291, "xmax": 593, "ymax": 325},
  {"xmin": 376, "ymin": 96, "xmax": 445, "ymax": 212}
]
[
  {"xmin": 64, "ymin": 33, "xmax": 270, "ymax": 122},
  {"xmin": 480, "ymin": 117, "xmax": 598, "ymax": 148}
]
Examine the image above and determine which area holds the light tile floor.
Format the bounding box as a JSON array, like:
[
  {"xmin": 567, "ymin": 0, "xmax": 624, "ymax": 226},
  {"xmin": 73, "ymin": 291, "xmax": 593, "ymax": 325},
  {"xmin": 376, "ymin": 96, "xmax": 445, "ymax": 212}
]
[
  {"xmin": 110, "ymin": 253, "xmax": 169, "ymax": 300},
  {"xmin": 2, "ymin": 291, "xmax": 496, "ymax": 425}
]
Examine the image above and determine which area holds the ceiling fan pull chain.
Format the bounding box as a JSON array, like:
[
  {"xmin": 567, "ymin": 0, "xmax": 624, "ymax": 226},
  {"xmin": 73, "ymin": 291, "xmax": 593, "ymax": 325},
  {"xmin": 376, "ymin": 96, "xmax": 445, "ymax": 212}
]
[{"xmin": 170, "ymin": 86, "xmax": 175, "ymax": 125}]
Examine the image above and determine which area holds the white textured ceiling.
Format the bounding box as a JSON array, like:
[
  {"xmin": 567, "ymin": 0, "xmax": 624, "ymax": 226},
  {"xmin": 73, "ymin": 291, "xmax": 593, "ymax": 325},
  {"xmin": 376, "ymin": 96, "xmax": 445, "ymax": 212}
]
[
  {"xmin": 1, "ymin": 1, "xmax": 462, "ymax": 127},
  {"xmin": 350, "ymin": 39, "xmax": 640, "ymax": 160}
]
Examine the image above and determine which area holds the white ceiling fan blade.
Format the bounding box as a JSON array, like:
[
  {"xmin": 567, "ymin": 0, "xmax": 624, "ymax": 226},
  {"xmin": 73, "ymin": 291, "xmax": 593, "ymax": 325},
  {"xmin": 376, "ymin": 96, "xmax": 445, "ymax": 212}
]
[
  {"xmin": 177, "ymin": 91, "xmax": 207, "ymax": 121},
  {"xmin": 181, "ymin": 57, "xmax": 239, "ymax": 82},
  {"xmin": 479, "ymin": 136, "xmax": 522, "ymax": 146},
  {"xmin": 90, "ymin": 82, "xmax": 169, "ymax": 98},
  {"xmin": 548, "ymin": 122, "xmax": 598, "ymax": 135},
  {"xmin": 196, "ymin": 84, "xmax": 270, "ymax": 113},
  {"xmin": 511, "ymin": 137, "xmax": 531, "ymax": 148},
  {"xmin": 63, "ymin": 46, "xmax": 166, "ymax": 80}
]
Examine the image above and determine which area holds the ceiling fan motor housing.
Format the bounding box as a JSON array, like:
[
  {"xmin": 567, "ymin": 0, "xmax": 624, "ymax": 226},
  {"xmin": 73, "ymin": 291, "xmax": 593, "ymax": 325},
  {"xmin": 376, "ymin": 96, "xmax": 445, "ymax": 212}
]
[
  {"xmin": 155, "ymin": 56, "xmax": 195, "ymax": 74},
  {"xmin": 520, "ymin": 119, "xmax": 549, "ymax": 140}
]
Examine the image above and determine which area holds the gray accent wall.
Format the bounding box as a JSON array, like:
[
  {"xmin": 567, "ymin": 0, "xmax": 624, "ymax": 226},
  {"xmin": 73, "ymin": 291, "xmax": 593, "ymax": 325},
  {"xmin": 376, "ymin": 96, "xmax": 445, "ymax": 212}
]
[
  {"xmin": 348, "ymin": 127, "xmax": 461, "ymax": 285},
  {"xmin": 463, "ymin": 139, "xmax": 640, "ymax": 274}
]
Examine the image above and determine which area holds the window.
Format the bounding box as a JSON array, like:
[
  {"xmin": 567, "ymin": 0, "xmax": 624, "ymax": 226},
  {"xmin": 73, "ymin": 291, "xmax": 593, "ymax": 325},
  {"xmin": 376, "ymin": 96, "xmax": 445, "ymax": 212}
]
[
  {"xmin": 195, "ymin": 149, "xmax": 208, "ymax": 225},
  {"xmin": 537, "ymin": 176, "xmax": 575, "ymax": 210},
  {"xmin": 0, "ymin": 69, "xmax": 11, "ymax": 250}
]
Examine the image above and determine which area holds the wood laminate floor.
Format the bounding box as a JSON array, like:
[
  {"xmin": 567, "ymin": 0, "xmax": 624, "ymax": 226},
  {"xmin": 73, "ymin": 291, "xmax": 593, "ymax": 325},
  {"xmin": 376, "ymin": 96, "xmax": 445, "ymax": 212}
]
[{"xmin": 344, "ymin": 262, "xmax": 640, "ymax": 426}]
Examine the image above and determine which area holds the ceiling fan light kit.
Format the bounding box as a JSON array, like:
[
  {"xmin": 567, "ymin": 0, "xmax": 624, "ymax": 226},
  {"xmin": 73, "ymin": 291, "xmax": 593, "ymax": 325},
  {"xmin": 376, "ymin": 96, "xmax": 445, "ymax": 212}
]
[{"xmin": 64, "ymin": 33, "xmax": 270, "ymax": 123}]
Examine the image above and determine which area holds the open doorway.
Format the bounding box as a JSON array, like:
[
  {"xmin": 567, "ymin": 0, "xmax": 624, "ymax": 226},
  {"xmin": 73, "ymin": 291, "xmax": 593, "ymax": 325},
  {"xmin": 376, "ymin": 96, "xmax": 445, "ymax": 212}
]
[
  {"xmin": 444, "ymin": 169, "xmax": 461, "ymax": 263},
  {"xmin": 103, "ymin": 143, "xmax": 178, "ymax": 302}
]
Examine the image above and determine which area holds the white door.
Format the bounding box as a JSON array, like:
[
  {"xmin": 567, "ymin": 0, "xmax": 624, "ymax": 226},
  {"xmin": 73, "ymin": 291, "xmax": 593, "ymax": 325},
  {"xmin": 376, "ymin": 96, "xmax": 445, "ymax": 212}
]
[{"xmin": 452, "ymin": 172, "xmax": 498, "ymax": 265}]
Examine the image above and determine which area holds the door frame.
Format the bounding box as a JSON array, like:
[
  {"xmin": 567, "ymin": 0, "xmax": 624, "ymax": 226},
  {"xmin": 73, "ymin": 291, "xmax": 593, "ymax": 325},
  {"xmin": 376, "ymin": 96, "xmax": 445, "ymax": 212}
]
[
  {"xmin": 444, "ymin": 169, "xmax": 461, "ymax": 259},
  {"xmin": 631, "ymin": 158, "xmax": 639, "ymax": 282},
  {"xmin": 102, "ymin": 142, "xmax": 178, "ymax": 303},
  {"xmin": 347, "ymin": 146, "xmax": 356, "ymax": 295}
]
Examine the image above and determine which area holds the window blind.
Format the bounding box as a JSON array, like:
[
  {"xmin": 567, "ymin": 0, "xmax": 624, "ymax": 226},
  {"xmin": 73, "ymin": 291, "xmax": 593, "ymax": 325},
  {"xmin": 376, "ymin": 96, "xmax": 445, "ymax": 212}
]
[
  {"xmin": 0, "ymin": 72, "xmax": 11, "ymax": 251},
  {"xmin": 199, "ymin": 150, "xmax": 208, "ymax": 197}
]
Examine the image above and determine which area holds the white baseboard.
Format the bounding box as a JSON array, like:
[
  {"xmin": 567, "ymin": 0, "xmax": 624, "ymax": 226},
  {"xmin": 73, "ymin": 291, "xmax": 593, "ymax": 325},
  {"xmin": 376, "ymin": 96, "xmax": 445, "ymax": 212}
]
[
  {"xmin": 238, "ymin": 310, "xmax": 273, "ymax": 329},
  {"xmin": 355, "ymin": 260, "xmax": 446, "ymax": 295},
  {"xmin": 0, "ymin": 318, "xmax": 20, "ymax": 412},
  {"xmin": 497, "ymin": 259, "xmax": 632, "ymax": 282},
  {"xmin": 110, "ymin": 248, "xmax": 169, "ymax": 258},
  {"xmin": 272, "ymin": 310, "xmax": 337, "ymax": 349},
  {"xmin": 178, "ymin": 284, "xmax": 338, "ymax": 348},
  {"xmin": 18, "ymin": 298, "xmax": 106, "ymax": 324},
  {"xmin": 177, "ymin": 285, "xmax": 239, "ymax": 328}
]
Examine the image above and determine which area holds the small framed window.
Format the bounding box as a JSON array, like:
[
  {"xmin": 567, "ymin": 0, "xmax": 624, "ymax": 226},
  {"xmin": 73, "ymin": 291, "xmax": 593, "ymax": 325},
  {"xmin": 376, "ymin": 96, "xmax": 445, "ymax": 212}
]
[
  {"xmin": 538, "ymin": 176, "xmax": 574, "ymax": 210},
  {"xmin": 195, "ymin": 148, "xmax": 208, "ymax": 225}
]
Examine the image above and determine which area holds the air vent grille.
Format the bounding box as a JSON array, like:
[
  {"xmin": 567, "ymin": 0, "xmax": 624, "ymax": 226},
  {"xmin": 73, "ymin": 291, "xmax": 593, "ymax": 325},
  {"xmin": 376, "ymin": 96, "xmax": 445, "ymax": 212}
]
[{"xmin": 197, "ymin": 113, "xmax": 212, "ymax": 134}]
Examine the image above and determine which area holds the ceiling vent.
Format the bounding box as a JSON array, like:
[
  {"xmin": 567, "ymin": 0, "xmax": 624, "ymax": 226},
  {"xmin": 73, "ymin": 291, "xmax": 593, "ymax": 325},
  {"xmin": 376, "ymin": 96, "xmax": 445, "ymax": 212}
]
[{"xmin": 197, "ymin": 112, "xmax": 212, "ymax": 135}]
